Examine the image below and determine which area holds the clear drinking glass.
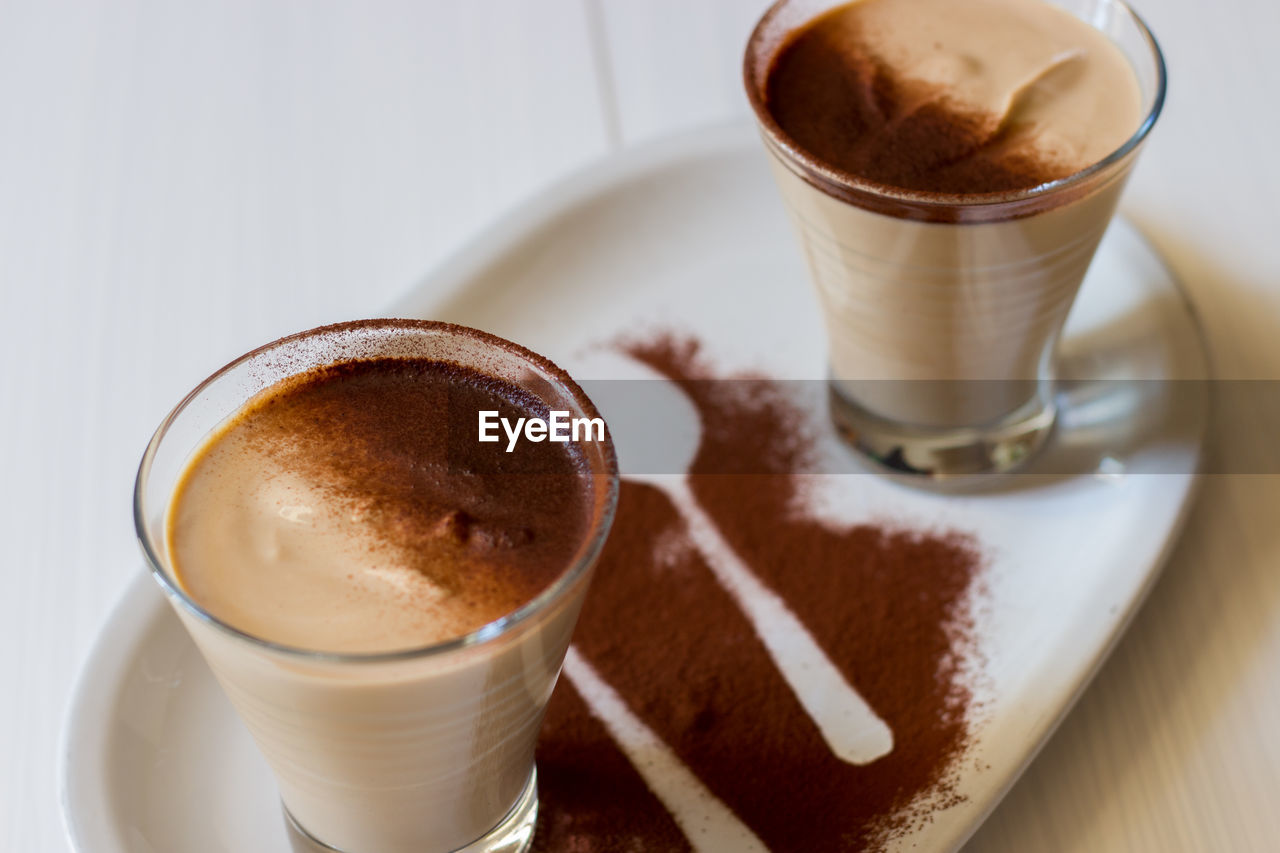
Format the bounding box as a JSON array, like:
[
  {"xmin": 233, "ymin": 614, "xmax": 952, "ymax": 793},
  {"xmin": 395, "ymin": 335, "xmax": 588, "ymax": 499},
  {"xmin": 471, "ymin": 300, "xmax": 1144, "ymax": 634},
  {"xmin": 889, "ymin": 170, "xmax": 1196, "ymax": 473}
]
[
  {"xmin": 744, "ymin": 0, "xmax": 1166, "ymax": 478},
  {"xmin": 134, "ymin": 320, "xmax": 618, "ymax": 853}
]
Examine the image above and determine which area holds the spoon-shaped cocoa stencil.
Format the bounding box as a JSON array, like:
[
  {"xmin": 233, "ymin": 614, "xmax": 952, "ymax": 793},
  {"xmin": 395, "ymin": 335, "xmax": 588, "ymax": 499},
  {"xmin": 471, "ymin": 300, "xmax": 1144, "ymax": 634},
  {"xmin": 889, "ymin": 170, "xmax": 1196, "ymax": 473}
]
[{"xmin": 575, "ymin": 349, "xmax": 894, "ymax": 765}]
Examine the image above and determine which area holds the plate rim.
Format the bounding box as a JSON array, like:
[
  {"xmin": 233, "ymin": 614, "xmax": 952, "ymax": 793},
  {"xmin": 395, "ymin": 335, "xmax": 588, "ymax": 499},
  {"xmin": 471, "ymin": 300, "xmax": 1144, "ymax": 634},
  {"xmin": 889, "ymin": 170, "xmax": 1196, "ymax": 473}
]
[{"xmin": 60, "ymin": 569, "xmax": 156, "ymax": 853}]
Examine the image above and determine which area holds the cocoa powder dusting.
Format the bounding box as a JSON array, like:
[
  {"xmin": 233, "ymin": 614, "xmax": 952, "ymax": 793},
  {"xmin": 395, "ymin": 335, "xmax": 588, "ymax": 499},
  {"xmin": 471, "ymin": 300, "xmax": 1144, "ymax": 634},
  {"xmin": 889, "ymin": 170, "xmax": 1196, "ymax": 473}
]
[
  {"xmin": 533, "ymin": 334, "xmax": 984, "ymax": 850},
  {"xmin": 227, "ymin": 357, "xmax": 590, "ymax": 622},
  {"xmin": 533, "ymin": 680, "xmax": 692, "ymax": 853},
  {"xmin": 763, "ymin": 5, "xmax": 1066, "ymax": 195}
]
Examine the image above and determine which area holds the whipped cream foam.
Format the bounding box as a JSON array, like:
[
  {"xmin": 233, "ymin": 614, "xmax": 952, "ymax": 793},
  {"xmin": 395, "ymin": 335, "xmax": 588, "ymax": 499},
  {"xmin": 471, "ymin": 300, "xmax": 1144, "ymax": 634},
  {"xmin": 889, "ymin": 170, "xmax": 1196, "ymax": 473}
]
[
  {"xmin": 167, "ymin": 356, "xmax": 592, "ymax": 653},
  {"xmin": 763, "ymin": 0, "xmax": 1142, "ymax": 195}
]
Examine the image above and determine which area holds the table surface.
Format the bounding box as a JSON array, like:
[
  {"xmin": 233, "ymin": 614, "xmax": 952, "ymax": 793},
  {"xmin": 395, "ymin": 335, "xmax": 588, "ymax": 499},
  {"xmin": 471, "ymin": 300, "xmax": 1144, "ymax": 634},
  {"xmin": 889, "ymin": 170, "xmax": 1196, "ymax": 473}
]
[{"xmin": 3, "ymin": 1, "xmax": 1278, "ymax": 851}]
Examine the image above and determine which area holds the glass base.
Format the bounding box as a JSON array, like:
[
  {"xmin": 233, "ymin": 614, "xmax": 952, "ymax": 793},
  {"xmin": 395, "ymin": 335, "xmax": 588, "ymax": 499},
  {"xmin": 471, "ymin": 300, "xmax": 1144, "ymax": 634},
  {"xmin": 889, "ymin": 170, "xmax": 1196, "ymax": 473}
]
[
  {"xmin": 283, "ymin": 769, "xmax": 539, "ymax": 853},
  {"xmin": 828, "ymin": 383, "xmax": 1057, "ymax": 482}
]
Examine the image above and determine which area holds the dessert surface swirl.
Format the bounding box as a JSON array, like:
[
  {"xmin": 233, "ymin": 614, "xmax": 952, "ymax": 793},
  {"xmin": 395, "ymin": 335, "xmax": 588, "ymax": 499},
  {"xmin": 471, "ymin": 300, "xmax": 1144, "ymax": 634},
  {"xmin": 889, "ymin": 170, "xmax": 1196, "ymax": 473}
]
[
  {"xmin": 763, "ymin": 0, "xmax": 1143, "ymax": 195},
  {"xmin": 166, "ymin": 357, "xmax": 592, "ymax": 653}
]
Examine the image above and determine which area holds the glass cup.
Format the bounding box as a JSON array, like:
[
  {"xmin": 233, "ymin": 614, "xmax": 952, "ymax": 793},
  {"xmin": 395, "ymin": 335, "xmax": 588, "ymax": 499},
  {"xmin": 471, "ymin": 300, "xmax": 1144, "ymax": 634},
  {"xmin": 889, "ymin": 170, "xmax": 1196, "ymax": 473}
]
[
  {"xmin": 134, "ymin": 320, "xmax": 619, "ymax": 853},
  {"xmin": 744, "ymin": 0, "xmax": 1166, "ymax": 479}
]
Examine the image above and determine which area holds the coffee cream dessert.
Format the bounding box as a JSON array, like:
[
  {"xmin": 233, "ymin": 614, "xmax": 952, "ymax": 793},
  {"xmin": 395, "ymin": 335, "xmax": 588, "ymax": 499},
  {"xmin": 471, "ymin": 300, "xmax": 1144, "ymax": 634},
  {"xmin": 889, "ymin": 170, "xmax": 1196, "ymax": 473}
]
[
  {"xmin": 168, "ymin": 357, "xmax": 590, "ymax": 653},
  {"xmin": 748, "ymin": 0, "xmax": 1149, "ymax": 428},
  {"xmin": 764, "ymin": 0, "xmax": 1141, "ymax": 197},
  {"xmin": 163, "ymin": 345, "xmax": 605, "ymax": 853}
]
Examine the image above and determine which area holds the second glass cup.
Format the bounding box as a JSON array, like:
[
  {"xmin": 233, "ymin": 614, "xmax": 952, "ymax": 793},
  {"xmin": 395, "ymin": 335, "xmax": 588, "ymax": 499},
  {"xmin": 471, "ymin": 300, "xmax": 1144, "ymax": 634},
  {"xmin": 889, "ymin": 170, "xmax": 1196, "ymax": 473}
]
[{"xmin": 744, "ymin": 0, "xmax": 1167, "ymax": 478}]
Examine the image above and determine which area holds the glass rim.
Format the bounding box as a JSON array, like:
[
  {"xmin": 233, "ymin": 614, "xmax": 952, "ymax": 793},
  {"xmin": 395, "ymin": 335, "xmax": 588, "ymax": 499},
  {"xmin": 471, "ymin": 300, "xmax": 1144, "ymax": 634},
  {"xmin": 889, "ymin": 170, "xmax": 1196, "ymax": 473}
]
[
  {"xmin": 134, "ymin": 318, "xmax": 620, "ymax": 665},
  {"xmin": 743, "ymin": 0, "xmax": 1167, "ymax": 220}
]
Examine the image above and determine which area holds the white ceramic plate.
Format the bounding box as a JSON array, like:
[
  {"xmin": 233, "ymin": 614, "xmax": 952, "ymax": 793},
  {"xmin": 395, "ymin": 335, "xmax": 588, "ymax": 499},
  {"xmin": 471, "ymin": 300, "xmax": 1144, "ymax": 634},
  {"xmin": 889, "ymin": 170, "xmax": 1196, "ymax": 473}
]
[{"xmin": 61, "ymin": 124, "xmax": 1208, "ymax": 852}]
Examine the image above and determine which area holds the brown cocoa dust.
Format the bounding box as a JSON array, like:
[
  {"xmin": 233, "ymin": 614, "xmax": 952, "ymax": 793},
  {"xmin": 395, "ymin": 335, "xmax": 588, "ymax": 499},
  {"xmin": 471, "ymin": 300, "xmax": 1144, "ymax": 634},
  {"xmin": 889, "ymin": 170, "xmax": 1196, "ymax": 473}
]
[
  {"xmin": 762, "ymin": 4, "xmax": 1065, "ymax": 194},
  {"xmin": 190, "ymin": 355, "xmax": 592, "ymax": 632},
  {"xmin": 532, "ymin": 334, "xmax": 984, "ymax": 851}
]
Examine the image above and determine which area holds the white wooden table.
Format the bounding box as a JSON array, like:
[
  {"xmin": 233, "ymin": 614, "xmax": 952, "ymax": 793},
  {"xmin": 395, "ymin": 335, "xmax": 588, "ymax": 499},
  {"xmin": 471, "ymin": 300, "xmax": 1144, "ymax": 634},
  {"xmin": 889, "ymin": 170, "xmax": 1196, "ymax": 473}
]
[{"xmin": 3, "ymin": 1, "xmax": 1277, "ymax": 850}]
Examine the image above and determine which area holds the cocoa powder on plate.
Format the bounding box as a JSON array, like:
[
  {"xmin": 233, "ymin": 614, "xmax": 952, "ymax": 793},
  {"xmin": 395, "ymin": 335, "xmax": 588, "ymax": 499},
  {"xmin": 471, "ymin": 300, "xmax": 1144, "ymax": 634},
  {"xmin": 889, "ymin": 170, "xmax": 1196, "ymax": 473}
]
[{"xmin": 533, "ymin": 334, "xmax": 983, "ymax": 851}]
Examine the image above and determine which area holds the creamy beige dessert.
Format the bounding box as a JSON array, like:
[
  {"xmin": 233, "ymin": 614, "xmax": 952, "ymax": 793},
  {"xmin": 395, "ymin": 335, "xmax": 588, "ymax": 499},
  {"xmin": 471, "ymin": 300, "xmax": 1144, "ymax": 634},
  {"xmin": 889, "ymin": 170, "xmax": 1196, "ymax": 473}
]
[
  {"xmin": 746, "ymin": 0, "xmax": 1150, "ymax": 430},
  {"xmin": 168, "ymin": 358, "xmax": 589, "ymax": 654},
  {"xmin": 762, "ymin": 0, "xmax": 1141, "ymax": 195},
  {"xmin": 151, "ymin": 323, "xmax": 615, "ymax": 853}
]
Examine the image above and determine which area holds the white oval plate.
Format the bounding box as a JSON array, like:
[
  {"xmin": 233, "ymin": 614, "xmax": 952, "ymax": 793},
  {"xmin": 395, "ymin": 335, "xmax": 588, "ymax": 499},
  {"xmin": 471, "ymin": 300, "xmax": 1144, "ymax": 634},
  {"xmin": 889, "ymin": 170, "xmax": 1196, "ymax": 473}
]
[{"xmin": 61, "ymin": 124, "xmax": 1208, "ymax": 852}]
